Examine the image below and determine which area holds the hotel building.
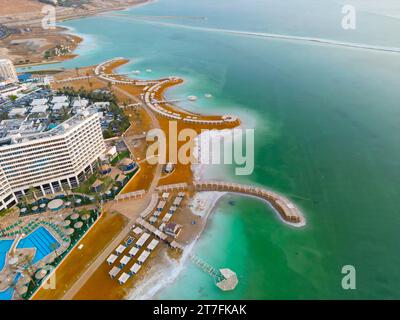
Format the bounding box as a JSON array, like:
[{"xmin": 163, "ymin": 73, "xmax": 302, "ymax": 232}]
[
  {"xmin": 0, "ymin": 109, "xmax": 106, "ymax": 210},
  {"xmin": 0, "ymin": 59, "xmax": 18, "ymax": 84}
]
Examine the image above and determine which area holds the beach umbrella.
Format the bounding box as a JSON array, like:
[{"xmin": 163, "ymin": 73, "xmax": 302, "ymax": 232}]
[
  {"xmin": 69, "ymin": 213, "xmax": 79, "ymax": 220},
  {"xmin": 17, "ymin": 285, "xmax": 28, "ymax": 295},
  {"xmin": 35, "ymin": 269, "xmax": 47, "ymax": 280},
  {"xmin": 65, "ymin": 228, "xmax": 74, "ymax": 235},
  {"xmin": 81, "ymin": 214, "xmax": 90, "ymax": 221},
  {"xmin": 61, "ymin": 220, "xmax": 71, "ymax": 227},
  {"xmin": 74, "ymin": 221, "xmax": 83, "ymax": 229}
]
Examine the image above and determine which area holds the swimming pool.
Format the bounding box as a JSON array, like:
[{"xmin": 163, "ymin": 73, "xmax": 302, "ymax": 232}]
[
  {"xmin": 0, "ymin": 239, "xmax": 13, "ymax": 271},
  {"xmin": 17, "ymin": 226, "xmax": 60, "ymax": 264},
  {"xmin": 0, "ymin": 273, "xmax": 21, "ymax": 300},
  {"xmin": 0, "ymin": 226, "xmax": 60, "ymax": 300}
]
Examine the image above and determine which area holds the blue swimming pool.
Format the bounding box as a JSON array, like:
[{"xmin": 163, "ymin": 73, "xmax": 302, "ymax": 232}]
[
  {"xmin": 0, "ymin": 273, "xmax": 21, "ymax": 300},
  {"xmin": 17, "ymin": 226, "xmax": 60, "ymax": 264},
  {"xmin": 0, "ymin": 227, "xmax": 60, "ymax": 300},
  {"xmin": 0, "ymin": 239, "xmax": 13, "ymax": 271}
]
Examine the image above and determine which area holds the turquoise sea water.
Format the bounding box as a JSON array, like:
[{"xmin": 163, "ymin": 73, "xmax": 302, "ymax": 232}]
[{"xmin": 21, "ymin": 0, "xmax": 400, "ymax": 299}]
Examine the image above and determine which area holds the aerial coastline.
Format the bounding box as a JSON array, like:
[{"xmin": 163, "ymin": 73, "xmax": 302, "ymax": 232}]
[
  {"xmin": 0, "ymin": 0, "xmax": 153, "ymax": 67},
  {"xmin": 0, "ymin": 2, "xmax": 306, "ymax": 299},
  {"xmin": 26, "ymin": 57, "xmax": 305, "ymax": 300}
]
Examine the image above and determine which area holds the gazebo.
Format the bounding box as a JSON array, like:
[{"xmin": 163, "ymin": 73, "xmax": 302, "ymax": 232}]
[
  {"xmin": 119, "ymin": 158, "xmax": 137, "ymax": 172},
  {"xmin": 91, "ymin": 180, "xmax": 104, "ymax": 193}
]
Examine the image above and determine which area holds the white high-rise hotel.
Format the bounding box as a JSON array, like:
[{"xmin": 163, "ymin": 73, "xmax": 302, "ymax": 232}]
[{"xmin": 0, "ymin": 110, "xmax": 106, "ymax": 211}]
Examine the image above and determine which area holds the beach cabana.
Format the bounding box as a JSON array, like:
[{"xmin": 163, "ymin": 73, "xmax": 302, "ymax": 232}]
[
  {"xmin": 136, "ymin": 233, "xmax": 150, "ymax": 248},
  {"xmin": 156, "ymin": 200, "xmax": 166, "ymax": 212},
  {"xmin": 130, "ymin": 263, "xmax": 141, "ymax": 275},
  {"xmin": 128, "ymin": 246, "xmax": 139, "ymax": 257},
  {"xmin": 120, "ymin": 255, "xmax": 131, "ymax": 267},
  {"xmin": 173, "ymin": 197, "xmax": 183, "ymax": 207},
  {"xmin": 137, "ymin": 250, "xmax": 150, "ymax": 265},
  {"xmin": 109, "ymin": 266, "xmax": 121, "ymax": 279},
  {"xmin": 147, "ymin": 239, "xmax": 159, "ymax": 251},
  {"xmin": 153, "ymin": 211, "xmax": 161, "ymax": 218},
  {"xmin": 118, "ymin": 272, "xmax": 130, "ymax": 285},
  {"xmin": 162, "ymin": 192, "xmax": 169, "ymax": 199},
  {"xmin": 149, "ymin": 216, "xmax": 157, "ymax": 224},
  {"xmin": 107, "ymin": 254, "xmax": 118, "ymax": 265},
  {"xmin": 162, "ymin": 213, "xmax": 172, "ymax": 223},
  {"xmin": 169, "ymin": 206, "xmax": 177, "ymax": 214},
  {"xmin": 115, "ymin": 244, "xmax": 126, "ymax": 255},
  {"xmin": 132, "ymin": 227, "xmax": 143, "ymax": 235}
]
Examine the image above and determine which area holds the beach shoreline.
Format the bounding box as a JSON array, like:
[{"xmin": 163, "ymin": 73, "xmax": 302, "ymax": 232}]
[
  {"xmin": 0, "ymin": 0, "xmax": 154, "ymax": 67},
  {"xmin": 34, "ymin": 55, "xmax": 305, "ymax": 299}
]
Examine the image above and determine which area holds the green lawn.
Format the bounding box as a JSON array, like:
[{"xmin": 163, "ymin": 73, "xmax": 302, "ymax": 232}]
[{"xmin": 110, "ymin": 150, "xmax": 130, "ymax": 166}]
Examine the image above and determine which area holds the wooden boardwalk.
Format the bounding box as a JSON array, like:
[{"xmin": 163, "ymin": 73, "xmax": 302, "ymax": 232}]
[{"xmin": 193, "ymin": 181, "xmax": 305, "ymax": 226}]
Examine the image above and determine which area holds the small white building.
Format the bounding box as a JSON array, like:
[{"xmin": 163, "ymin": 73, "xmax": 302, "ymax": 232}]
[
  {"xmin": 130, "ymin": 263, "xmax": 141, "ymax": 275},
  {"xmin": 120, "ymin": 255, "xmax": 131, "ymax": 266},
  {"xmin": 132, "ymin": 226, "xmax": 143, "ymax": 236},
  {"xmin": 115, "ymin": 244, "xmax": 126, "ymax": 255},
  {"xmin": 147, "ymin": 239, "xmax": 159, "ymax": 251},
  {"xmin": 137, "ymin": 250, "xmax": 150, "ymax": 265},
  {"xmin": 73, "ymin": 98, "xmax": 89, "ymax": 108},
  {"xmin": 162, "ymin": 192, "xmax": 169, "ymax": 199},
  {"xmin": 128, "ymin": 246, "xmax": 139, "ymax": 257},
  {"xmin": 109, "ymin": 266, "xmax": 121, "ymax": 279},
  {"xmin": 162, "ymin": 213, "xmax": 172, "ymax": 223},
  {"xmin": 136, "ymin": 232, "xmax": 150, "ymax": 248},
  {"xmin": 9, "ymin": 107, "xmax": 27, "ymax": 118},
  {"xmin": 53, "ymin": 102, "xmax": 69, "ymax": 112},
  {"xmin": 107, "ymin": 254, "xmax": 118, "ymax": 265},
  {"xmin": 118, "ymin": 272, "xmax": 130, "ymax": 285},
  {"xmin": 31, "ymin": 104, "xmax": 48, "ymax": 113},
  {"xmin": 51, "ymin": 95, "xmax": 69, "ymax": 104},
  {"xmin": 31, "ymin": 98, "xmax": 48, "ymax": 106}
]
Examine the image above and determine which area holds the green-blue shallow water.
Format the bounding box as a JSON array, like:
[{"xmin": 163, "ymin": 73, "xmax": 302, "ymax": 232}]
[{"xmin": 23, "ymin": 0, "xmax": 400, "ymax": 299}]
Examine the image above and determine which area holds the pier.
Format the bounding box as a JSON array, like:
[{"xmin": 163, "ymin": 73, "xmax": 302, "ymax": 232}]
[
  {"xmin": 194, "ymin": 181, "xmax": 305, "ymax": 226},
  {"xmin": 190, "ymin": 254, "xmax": 238, "ymax": 291}
]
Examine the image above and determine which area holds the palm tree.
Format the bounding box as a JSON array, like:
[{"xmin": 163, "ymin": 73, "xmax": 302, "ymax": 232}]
[
  {"xmin": 20, "ymin": 194, "xmax": 29, "ymax": 209},
  {"xmin": 49, "ymin": 242, "xmax": 59, "ymax": 261},
  {"xmin": 61, "ymin": 105, "xmax": 69, "ymax": 121},
  {"xmin": 21, "ymin": 255, "xmax": 37, "ymax": 287},
  {"xmin": 63, "ymin": 183, "xmax": 76, "ymax": 207},
  {"xmin": 75, "ymin": 67, "xmax": 79, "ymax": 77},
  {"xmin": 27, "ymin": 186, "xmax": 37, "ymax": 203}
]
